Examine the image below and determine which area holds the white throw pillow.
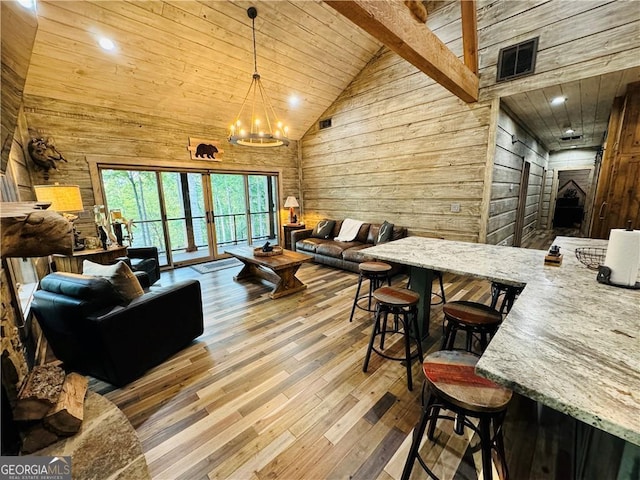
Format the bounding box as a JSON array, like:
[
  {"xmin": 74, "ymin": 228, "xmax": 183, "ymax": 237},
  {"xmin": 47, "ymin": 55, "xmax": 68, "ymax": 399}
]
[{"xmin": 82, "ymin": 260, "xmax": 144, "ymax": 303}]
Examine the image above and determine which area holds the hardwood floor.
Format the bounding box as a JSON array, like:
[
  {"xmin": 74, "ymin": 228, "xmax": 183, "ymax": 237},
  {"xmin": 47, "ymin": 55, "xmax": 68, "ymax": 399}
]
[{"xmin": 90, "ymin": 230, "xmax": 577, "ymax": 479}]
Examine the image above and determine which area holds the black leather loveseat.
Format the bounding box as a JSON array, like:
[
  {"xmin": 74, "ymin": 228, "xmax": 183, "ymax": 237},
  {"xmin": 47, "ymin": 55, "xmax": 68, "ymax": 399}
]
[{"xmin": 31, "ymin": 272, "xmax": 203, "ymax": 387}]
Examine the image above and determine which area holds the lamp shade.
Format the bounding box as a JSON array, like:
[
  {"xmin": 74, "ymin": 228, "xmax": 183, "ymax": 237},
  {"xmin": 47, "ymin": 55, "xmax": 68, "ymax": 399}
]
[
  {"xmin": 33, "ymin": 184, "xmax": 84, "ymax": 212},
  {"xmin": 284, "ymin": 196, "xmax": 299, "ymax": 208}
]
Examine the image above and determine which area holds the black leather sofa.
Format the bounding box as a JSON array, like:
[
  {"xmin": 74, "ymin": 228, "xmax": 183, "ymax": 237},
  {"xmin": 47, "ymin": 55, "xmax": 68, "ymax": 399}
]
[
  {"xmin": 291, "ymin": 220, "xmax": 407, "ymax": 273},
  {"xmin": 31, "ymin": 272, "xmax": 203, "ymax": 387}
]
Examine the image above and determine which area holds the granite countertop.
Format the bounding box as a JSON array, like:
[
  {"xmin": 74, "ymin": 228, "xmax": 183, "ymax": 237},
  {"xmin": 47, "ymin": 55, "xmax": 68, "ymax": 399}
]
[{"xmin": 365, "ymin": 236, "xmax": 640, "ymax": 445}]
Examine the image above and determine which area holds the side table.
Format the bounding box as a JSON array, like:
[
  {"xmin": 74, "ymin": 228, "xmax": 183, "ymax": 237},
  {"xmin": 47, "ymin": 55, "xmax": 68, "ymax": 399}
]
[
  {"xmin": 53, "ymin": 245, "xmax": 128, "ymax": 274},
  {"xmin": 283, "ymin": 224, "xmax": 306, "ymax": 250}
]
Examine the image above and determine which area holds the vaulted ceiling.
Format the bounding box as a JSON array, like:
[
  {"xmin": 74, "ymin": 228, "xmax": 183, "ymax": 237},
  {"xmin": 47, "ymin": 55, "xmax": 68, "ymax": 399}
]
[
  {"xmin": 20, "ymin": 1, "xmax": 638, "ymax": 153},
  {"xmin": 24, "ymin": 0, "xmax": 383, "ymax": 141}
]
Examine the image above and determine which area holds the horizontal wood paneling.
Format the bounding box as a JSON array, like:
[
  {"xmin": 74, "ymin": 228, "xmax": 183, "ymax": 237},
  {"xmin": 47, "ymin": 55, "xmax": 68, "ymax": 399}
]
[
  {"xmin": 477, "ymin": 0, "xmax": 640, "ymax": 100},
  {"xmin": 301, "ymin": 7, "xmax": 492, "ymax": 243},
  {"xmin": 7, "ymin": 0, "xmax": 640, "ymax": 247},
  {"xmin": 487, "ymin": 108, "xmax": 548, "ymax": 245},
  {"xmin": 23, "ymin": 96, "xmax": 299, "ymax": 235},
  {"xmin": 1, "ymin": 1, "xmax": 38, "ymax": 172}
]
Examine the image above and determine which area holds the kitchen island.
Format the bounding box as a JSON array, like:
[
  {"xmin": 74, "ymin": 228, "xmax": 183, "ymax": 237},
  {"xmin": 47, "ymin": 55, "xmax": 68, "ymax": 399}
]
[{"xmin": 364, "ymin": 236, "xmax": 639, "ymax": 446}]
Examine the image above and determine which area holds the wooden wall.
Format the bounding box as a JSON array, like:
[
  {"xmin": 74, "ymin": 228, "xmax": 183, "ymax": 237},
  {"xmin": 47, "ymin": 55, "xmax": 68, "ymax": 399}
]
[
  {"xmin": 487, "ymin": 108, "xmax": 548, "ymax": 245},
  {"xmin": 8, "ymin": 0, "xmax": 640, "ymax": 244},
  {"xmin": 300, "ymin": 0, "xmax": 640, "ymax": 243},
  {"xmin": 477, "ymin": 1, "xmax": 640, "ymax": 100},
  {"xmin": 22, "ymin": 96, "xmax": 299, "ymax": 236},
  {"xmin": 0, "ymin": 1, "xmax": 37, "ymax": 174},
  {"xmin": 300, "ymin": 4, "xmax": 492, "ymax": 243}
]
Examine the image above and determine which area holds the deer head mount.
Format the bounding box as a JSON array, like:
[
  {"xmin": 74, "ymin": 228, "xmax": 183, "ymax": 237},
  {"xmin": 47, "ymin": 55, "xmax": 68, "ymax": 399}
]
[{"xmin": 28, "ymin": 137, "xmax": 67, "ymax": 179}]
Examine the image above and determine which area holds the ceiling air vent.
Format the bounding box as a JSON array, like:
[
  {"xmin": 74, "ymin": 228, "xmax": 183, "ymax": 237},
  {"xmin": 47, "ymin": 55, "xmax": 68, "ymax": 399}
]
[
  {"xmin": 319, "ymin": 118, "xmax": 332, "ymax": 130},
  {"xmin": 560, "ymin": 135, "xmax": 583, "ymax": 141},
  {"xmin": 496, "ymin": 37, "xmax": 539, "ymax": 82}
]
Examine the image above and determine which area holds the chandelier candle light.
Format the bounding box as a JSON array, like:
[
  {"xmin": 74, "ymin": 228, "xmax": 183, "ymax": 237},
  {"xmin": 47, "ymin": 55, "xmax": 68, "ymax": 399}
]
[{"xmin": 229, "ymin": 7, "xmax": 290, "ymax": 147}]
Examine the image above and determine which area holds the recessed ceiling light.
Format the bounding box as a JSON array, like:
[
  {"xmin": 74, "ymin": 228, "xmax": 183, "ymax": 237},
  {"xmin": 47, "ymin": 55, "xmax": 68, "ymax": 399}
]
[
  {"xmin": 289, "ymin": 95, "xmax": 299, "ymax": 107},
  {"xmin": 565, "ymin": 128, "xmax": 575, "ymax": 134},
  {"xmin": 571, "ymin": 146, "xmax": 577, "ymax": 149},
  {"xmin": 551, "ymin": 96, "xmax": 567, "ymax": 105},
  {"xmin": 98, "ymin": 37, "xmax": 116, "ymax": 51}
]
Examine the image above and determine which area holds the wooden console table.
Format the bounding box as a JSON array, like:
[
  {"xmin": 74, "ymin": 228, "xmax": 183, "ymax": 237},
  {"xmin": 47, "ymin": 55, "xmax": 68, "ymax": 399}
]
[{"xmin": 53, "ymin": 246, "xmax": 128, "ymax": 274}]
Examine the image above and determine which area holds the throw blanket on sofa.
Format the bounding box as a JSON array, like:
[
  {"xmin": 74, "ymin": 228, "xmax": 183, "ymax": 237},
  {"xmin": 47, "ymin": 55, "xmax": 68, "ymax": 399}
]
[{"xmin": 334, "ymin": 218, "xmax": 364, "ymax": 242}]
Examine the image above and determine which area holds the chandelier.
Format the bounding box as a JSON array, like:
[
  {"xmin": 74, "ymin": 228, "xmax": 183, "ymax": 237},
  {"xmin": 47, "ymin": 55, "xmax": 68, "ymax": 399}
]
[{"xmin": 229, "ymin": 7, "xmax": 290, "ymax": 147}]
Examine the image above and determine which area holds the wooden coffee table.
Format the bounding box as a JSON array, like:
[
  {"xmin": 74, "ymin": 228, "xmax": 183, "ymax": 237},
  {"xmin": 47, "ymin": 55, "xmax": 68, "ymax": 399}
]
[{"xmin": 224, "ymin": 246, "xmax": 313, "ymax": 299}]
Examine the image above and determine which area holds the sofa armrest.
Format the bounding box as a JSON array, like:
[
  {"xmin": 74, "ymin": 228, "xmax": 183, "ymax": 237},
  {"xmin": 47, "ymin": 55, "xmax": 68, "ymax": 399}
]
[
  {"xmin": 88, "ymin": 280, "xmax": 204, "ymax": 386},
  {"xmin": 127, "ymin": 246, "xmax": 160, "ymax": 285},
  {"xmin": 290, "ymin": 229, "xmax": 313, "ymax": 251}
]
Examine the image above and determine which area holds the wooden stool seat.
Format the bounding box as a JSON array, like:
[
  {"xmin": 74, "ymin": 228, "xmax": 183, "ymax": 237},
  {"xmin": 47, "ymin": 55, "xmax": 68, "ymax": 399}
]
[
  {"xmin": 441, "ymin": 300, "xmax": 502, "ymax": 354},
  {"xmin": 359, "ymin": 261, "xmax": 393, "ymax": 275},
  {"xmin": 349, "ymin": 262, "xmax": 392, "ymax": 322},
  {"xmin": 423, "ymin": 350, "xmax": 512, "ymax": 413},
  {"xmin": 443, "ymin": 301, "xmax": 502, "ymax": 326},
  {"xmin": 401, "ymin": 351, "xmax": 512, "ymax": 480},
  {"xmin": 372, "ymin": 286, "xmax": 419, "ymax": 307},
  {"xmin": 363, "ymin": 286, "xmax": 423, "ymax": 390}
]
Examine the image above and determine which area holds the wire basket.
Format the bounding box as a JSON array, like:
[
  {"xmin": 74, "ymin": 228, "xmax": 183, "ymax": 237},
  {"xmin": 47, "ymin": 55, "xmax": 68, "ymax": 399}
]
[{"xmin": 574, "ymin": 247, "xmax": 607, "ymax": 270}]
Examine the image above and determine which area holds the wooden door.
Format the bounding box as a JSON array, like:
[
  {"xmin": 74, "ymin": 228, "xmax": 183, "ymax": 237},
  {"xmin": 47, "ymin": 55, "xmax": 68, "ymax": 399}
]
[
  {"xmin": 513, "ymin": 161, "xmax": 530, "ymax": 246},
  {"xmin": 592, "ymin": 81, "xmax": 640, "ymax": 238}
]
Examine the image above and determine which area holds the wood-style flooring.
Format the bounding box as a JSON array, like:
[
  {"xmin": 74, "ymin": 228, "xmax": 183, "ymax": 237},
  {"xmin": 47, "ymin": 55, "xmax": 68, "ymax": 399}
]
[{"xmin": 90, "ymin": 230, "xmax": 578, "ymax": 480}]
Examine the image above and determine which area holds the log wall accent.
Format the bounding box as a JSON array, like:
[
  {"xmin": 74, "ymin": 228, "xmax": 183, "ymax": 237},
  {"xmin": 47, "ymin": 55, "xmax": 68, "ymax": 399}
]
[{"xmin": 487, "ymin": 108, "xmax": 548, "ymax": 245}]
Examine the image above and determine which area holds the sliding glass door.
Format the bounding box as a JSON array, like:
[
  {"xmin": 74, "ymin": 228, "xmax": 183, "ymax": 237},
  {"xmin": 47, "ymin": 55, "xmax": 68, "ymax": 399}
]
[
  {"xmin": 161, "ymin": 172, "xmax": 211, "ymax": 263},
  {"xmin": 101, "ymin": 170, "xmax": 169, "ymax": 264},
  {"xmin": 210, "ymin": 173, "xmax": 278, "ymax": 251},
  {"xmin": 101, "ymin": 167, "xmax": 279, "ymax": 268}
]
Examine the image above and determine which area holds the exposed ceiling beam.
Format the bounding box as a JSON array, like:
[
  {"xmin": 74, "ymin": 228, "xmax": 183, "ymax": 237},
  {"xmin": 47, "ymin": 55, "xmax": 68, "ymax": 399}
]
[
  {"xmin": 325, "ymin": 0, "xmax": 478, "ymax": 103},
  {"xmin": 460, "ymin": 0, "xmax": 478, "ymax": 75}
]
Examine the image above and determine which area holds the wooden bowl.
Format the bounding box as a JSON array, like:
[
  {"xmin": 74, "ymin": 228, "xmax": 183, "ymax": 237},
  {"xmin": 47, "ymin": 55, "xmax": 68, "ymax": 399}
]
[{"xmin": 253, "ymin": 246, "xmax": 283, "ymax": 257}]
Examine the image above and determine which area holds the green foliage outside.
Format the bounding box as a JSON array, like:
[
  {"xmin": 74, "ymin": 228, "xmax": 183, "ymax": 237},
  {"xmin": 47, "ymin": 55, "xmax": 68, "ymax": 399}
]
[{"xmin": 102, "ymin": 169, "xmax": 278, "ymax": 264}]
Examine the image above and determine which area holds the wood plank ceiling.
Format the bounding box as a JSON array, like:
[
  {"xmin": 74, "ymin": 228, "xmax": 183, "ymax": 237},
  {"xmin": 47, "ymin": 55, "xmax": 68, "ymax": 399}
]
[
  {"xmin": 21, "ymin": 1, "xmax": 638, "ymax": 153},
  {"xmin": 24, "ymin": 0, "xmax": 383, "ymax": 141},
  {"xmin": 501, "ymin": 66, "xmax": 640, "ymax": 152}
]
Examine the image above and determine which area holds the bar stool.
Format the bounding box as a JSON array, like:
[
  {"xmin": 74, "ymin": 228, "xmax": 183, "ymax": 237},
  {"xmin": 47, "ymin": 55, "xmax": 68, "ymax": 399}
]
[
  {"xmin": 349, "ymin": 261, "xmax": 392, "ymax": 322},
  {"xmin": 401, "ymin": 350, "xmax": 512, "ymax": 480},
  {"xmin": 363, "ymin": 286, "xmax": 423, "ymax": 390},
  {"xmin": 441, "ymin": 301, "xmax": 502, "ymax": 354},
  {"xmin": 490, "ymin": 282, "xmax": 524, "ymax": 314}
]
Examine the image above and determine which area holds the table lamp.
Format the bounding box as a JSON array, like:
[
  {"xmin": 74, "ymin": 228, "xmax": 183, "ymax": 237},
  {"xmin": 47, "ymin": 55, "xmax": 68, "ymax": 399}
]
[
  {"xmin": 284, "ymin": 196, "xmax": 299, "ymax": 224},
  {"xmin": 33, "ymin": 184, "xmax": 84, "ymax": 250}
]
